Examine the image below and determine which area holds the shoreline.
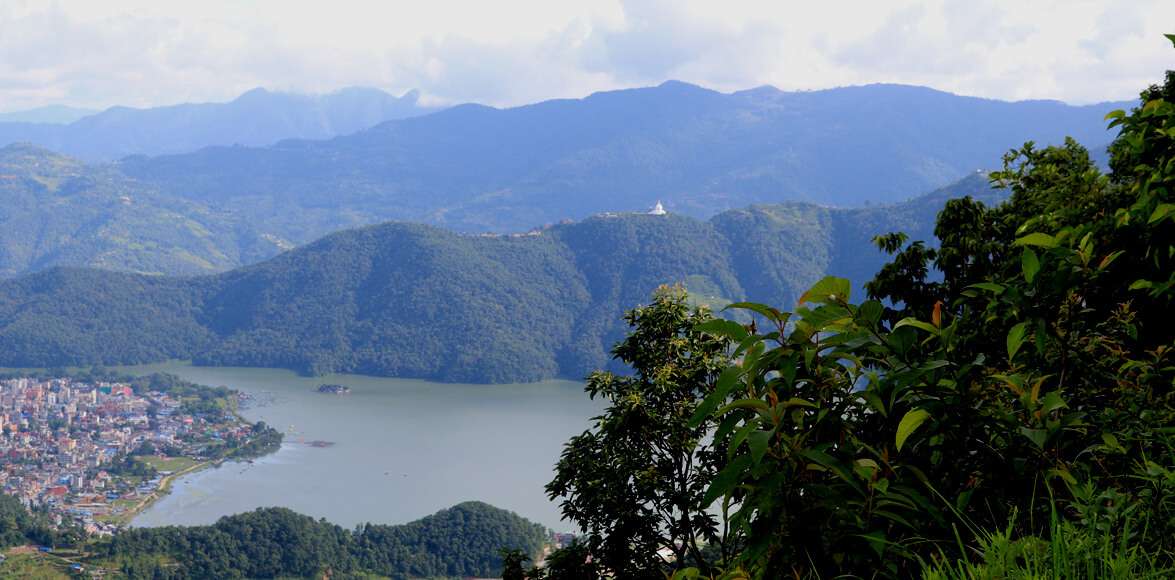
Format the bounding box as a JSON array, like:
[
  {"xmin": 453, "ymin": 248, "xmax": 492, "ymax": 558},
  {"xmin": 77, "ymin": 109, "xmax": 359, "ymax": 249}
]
[
  {"xmin": 114, "ymin": 458, "xmax": 215, "ymax": 527},
  {"xmin": 113, "ymin": 395, "xmax": 278, "ymax": 527}
]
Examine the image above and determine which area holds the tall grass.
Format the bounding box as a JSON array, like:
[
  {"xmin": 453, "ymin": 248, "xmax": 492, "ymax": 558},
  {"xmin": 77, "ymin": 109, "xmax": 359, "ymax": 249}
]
[{"xmin": 920, "ymin": 507, "xmax": 1172, "ymax": 580}]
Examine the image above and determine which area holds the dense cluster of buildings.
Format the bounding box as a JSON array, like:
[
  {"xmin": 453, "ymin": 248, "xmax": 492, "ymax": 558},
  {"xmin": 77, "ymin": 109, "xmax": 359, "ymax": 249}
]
[{"xmin": 0, "ymin": 376, "xmax": 253, "ymax": 535}]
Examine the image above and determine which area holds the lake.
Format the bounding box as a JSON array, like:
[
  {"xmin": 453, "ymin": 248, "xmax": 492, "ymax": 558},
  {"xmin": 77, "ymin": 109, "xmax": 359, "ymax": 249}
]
[{"xmin": 116, "ymin": 362, "xmax": 601, "ymax": 531}]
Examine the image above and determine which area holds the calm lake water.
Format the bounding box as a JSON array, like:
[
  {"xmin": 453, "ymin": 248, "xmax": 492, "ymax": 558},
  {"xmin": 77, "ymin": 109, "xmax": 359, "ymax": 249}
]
[{"xmin": 115, "ymin": 363, "xmax": 600, "ymax": 531}]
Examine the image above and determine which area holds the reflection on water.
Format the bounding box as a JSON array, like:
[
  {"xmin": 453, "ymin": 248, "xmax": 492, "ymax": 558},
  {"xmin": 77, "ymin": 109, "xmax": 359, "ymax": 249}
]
[{"xmin": 119, "ymin": 363, "xmax": 599, "ymax": 530}]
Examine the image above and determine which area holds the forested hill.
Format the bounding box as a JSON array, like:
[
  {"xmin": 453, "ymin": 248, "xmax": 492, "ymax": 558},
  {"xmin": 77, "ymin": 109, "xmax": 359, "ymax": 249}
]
[
  {"xmin": 100, "ymin": 501, "xmax": 548, "ymax": 578},
  {"xmin": 0, "ymin": 86, "xmax": 437, "ymax": 161},
  {"xmin": 0, "ymin": 174, "xmax": 1001, "ymax": 383},
  {"xmin": 0, "ymin": 144, "xmax": 286, "ymax": 277},
  {"xmin": 119, "ymin": 81, "xmax": 1119, "ymax": 233}
]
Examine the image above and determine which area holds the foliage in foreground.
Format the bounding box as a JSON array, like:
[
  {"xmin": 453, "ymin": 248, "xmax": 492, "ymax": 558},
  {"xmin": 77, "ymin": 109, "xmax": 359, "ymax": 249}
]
[
  {"xmin": 545, "ymin": 38, "xmax": 1175, "ymax": 579},
  {"xmin": 546, "ymin": 287, "xmax": 732, "ymax": 578},
  {"xmin": 921, "ymin": 513, "xmax": 1172, "ymax": 580}
]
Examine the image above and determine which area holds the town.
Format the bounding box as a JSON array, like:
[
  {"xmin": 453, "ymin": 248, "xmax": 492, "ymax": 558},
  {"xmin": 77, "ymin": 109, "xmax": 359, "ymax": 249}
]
[{"xmin": 0, "ymin": 374, "xmax": 280, "ymax": 537}]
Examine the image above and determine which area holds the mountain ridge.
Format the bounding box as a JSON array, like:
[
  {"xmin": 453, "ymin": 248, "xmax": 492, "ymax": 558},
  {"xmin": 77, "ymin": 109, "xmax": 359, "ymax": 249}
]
[
  {"xmin": 0, "ymin": 173, "xmax": 1003, "ymax": 382},
  {"xmin": 0, "ymin": 144, "xmax": 284, "ymax": 278},
  {"xmin": 118, "ymin": 80, "xmax": 1124, "ymax": 234},
  {"xmin": 0, "ymin": 87, "xmax": 439, "ymax": 161}
]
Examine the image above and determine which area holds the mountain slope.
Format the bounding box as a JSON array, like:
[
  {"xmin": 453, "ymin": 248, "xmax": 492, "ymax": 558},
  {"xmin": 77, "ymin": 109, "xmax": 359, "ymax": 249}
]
[
  {"xmin": 0, "ymin": 174, "xmax": 1004, "ymax": 382},
  {"xmin": 119, "ymin": 81, "xmax": 1121, "ymax": 234},
  {"xmin": 0, "ymin": 144, "xmax": 284, "ymax": 277},
  {"xmin": 0, "ymin": 87, "xmax": 437, "ymax": 161}
]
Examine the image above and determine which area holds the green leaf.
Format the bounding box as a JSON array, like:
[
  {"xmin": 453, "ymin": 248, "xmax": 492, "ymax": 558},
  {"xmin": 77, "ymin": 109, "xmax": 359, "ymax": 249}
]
[
  {"xmin": 1014, "ymin": 232, "xmax": 1058, "ymax": 248},
  {"xmin": 1166, "ymin": 33, "xmax": 1175, "ymax": 47},
  {"xmin": 694, "ymin": 319, "xmax": 748, "ymax": 341},
  {"xmin": 800, "ymin": 449, "xmax": 864, "ymax": 494},
  {"xmin": 893, "ymin": 317, "xmax": 939, "ymax": 335},
  {"xmin": 918, "ymin": 359, "xmax": 951, "ymax": 372},
  {"xmin": 1097, "ymin": 251, "xmax": 1124, "ymax": 271},
  {"xmin": 796, "ymin": 304, "xmax": 852, "ymax": 331},
  {"xmin": 1006, "ymin": 321, "xmax": 1029, "ymax": 361},
  {"xmin": 1020, "ymin": 427, "xmax": 1048, "ymax": 450},
  {"xmin": 967, "ymin": 282, "xmax": 1006, "ymax": 294},
  {"xmin": 713, "ymin": 414, "xmax": 741, "ymax": 442},
  {"xmin": 716, "ymin": 399, "xmax": 772, "ymax": 417},
  {"xmin": 1021, "ymin": 247, "xmax": 1040, "ymax": 283},
  {"xmin": 1148, "ymin": 203, "xmax": 1174, "ymax": 224},
  {"xmin": 857, "ymin": 300, "xmax": 884, "ymax": 325},
  {"xmin": 780, "ymin": 397, "xmax": 818, "ymax": 409},
  {"xmin": 860, "ymin": 530, "xmax": 887, "ymax": 558},
  {"xmin": 730, "ymin": 422, "xmax": 758, "ymax": 455},
  {"xmin": 1104, "ymin": 109, "xmax": 1126, "ymax": 121},
  {"xmin": 724, "ymin": 302, "xmax": 787, "ymax": 325},
  {"xmin": 1101, "ymin": 433, "xmax": 1122, "ymax": 451},
  {"xmin": 896, "ymin": 409, "xmax": 931, "ymax": 452},
  {"xmin": 702, "ymin": 455, "xmax": 752, "ymax": 506},
  {"xmin": 747, "ymin": 430, "xmax": 772, "ymax": 465},
  {"xmin": 798, "ymin": 276, "xmax": 851, "ymax": 305},
  {"xmin": 689, "ymin": 366, "xmax": 743, "ymax": 427},
  {"xmin": 1039, "ymin": 391, "xmax": 1067, "ymax": 414}
]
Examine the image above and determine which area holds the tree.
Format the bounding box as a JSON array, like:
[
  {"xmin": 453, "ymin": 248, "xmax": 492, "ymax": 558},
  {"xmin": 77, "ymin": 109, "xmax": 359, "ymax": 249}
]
[
  {"xmin": 500, "ymin": 548, "xmax": 530, "ymax": 580},
  {"xmin": 528, "ymin": 541, "xmax": 601, "ymax": 580},
  {"xmin": 683, "ymin": 41, "xmax": 1175, "ymax": 578},
  {"xmin": 546, "ymin": 285, "xmax": 733, "ymax": 578}
]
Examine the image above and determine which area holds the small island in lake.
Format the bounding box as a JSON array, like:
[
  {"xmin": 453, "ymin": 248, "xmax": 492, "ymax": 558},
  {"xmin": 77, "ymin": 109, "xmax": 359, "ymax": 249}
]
[{"xmin": 316, "ymin": 383, "xmax": 351, "ymax": 394}]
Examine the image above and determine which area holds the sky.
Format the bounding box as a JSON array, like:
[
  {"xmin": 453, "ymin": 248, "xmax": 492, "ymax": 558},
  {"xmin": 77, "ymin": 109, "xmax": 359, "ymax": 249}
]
[{"xmin": 1, "ymin": 0, "xmax": 1172, "ymax": 112}]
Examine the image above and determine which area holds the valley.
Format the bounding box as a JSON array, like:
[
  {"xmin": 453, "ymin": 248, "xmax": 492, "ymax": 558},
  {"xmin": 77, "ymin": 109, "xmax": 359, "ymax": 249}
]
[
  {"xmin": 116, "ymin": 362, "xmax": 598, "ymax": 531},
  {"xmin": 1, "ymin": 11, "xmax": 1167, "ymax": 574}
]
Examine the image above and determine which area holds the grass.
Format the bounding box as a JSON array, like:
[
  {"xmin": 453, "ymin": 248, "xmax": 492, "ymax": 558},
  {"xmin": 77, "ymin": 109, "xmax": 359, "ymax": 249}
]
[
  {"xmin": 138, "ymin": 455, "xmax": 199, "ymax": 473},
  {"xmin": 0, "ymin": 552, "xmax": 75, "ymax": 580},
  {"xmin": 920, "ymin": 515, "xmax": 1173, "ymax": 579},
  {"xmin": 95, "ymin": 497, "xmax": 140, "ymax": 524}
]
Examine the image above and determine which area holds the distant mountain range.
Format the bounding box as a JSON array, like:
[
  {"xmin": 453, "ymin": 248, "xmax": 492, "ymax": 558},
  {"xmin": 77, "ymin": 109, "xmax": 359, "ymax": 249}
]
[
  {"xmin": 0, "ymin": 104, "xmax": 98, "ymax": 124},
  {"xmin": 0, "ymin": 82, "xmax": 1124, "ymax": 280},
  {"xmin": 0, "ymin": 172, "xmax": 1005, "ymax": 383},
  {"xmin": 0, "ymin": 87, "xmax": 438, "ymax": 161},
  {"xmin": 118, "ymin": 81, "xmax": 1125, "ymax": 233}
]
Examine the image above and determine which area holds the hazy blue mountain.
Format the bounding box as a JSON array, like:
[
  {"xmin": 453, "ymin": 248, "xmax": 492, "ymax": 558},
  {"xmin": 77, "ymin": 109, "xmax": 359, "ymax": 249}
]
[
  {"xmin": 0, "ymin": 173, "xmax": 1004, "ymax": 382},
  {"xmin": 0, "ymin": 144, "xmax": 285, "ymax": 277},
  {"xmin": 0, "ymin": 104, "xmax": 98, "ymax": 124},
  {"xmin": 118, "ymin": 81, "xmax": 1122, "ymax": 235},
  {"xmin": 0, "ymin": 87, "xmax": 437, "ymax": 161}
]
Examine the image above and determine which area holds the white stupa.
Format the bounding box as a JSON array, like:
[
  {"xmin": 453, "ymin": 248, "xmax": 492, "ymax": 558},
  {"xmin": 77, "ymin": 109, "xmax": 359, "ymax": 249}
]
[{"xmin": 649, "ymin": 201, "xmax": 667, "ymax": 215}]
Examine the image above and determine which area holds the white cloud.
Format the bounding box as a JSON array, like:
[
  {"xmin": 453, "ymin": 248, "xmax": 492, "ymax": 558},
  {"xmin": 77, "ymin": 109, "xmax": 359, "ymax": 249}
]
[{"xmin": 0, "ymin": 0, "xmax": 1171, "ymax": 112}]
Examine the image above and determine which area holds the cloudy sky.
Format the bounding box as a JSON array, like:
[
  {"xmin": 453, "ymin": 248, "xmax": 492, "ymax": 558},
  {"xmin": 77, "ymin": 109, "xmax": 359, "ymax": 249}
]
[{"xmin": 1, "ymin": 0, "xmax": 1172, "ymax": 112}]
